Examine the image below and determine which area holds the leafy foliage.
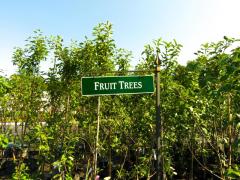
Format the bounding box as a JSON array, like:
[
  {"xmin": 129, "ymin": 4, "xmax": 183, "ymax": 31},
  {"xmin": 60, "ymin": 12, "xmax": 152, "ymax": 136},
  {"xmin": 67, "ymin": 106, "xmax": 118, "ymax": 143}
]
[{"xmin": 0, "ymin": 22, "xmax": 240, "ymax": 179}]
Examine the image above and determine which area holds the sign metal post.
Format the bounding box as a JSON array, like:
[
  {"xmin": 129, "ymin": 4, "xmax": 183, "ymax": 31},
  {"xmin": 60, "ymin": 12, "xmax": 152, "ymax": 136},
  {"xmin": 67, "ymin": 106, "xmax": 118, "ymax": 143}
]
[{"xmin": 156, "ymin": 54, "xmax": 162, "ymax": 180}]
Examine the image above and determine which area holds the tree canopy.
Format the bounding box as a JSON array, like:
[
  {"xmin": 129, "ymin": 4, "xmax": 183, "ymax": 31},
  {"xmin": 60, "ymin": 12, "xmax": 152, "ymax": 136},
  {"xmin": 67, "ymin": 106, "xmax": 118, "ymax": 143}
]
[{"xmin": 0, "ymin": 22, "xmax": 240, "ymax": 179}]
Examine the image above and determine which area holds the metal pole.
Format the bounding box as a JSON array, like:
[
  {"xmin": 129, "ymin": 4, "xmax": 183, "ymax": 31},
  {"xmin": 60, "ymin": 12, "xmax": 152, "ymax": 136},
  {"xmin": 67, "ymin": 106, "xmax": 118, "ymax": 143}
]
[
  {"xmin": 94, "ymin": 96, "xmax": 101, "ymax": 177},
  {"xmin": 155, "ymin": 53, "xmax": 162, "ymax": 180}
]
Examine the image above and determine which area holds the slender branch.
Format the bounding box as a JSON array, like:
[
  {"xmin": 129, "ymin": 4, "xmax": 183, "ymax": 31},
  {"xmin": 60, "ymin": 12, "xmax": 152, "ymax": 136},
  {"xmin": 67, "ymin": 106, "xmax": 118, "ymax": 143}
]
[{"xmin": 187, "ymin": 141, "xmax": 223, "ymax": 180}]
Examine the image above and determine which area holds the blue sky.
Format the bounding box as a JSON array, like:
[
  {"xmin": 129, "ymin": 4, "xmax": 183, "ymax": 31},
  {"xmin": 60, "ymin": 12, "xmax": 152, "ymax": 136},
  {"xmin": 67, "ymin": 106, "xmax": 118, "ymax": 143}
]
[{"xmin": 0, "ymin": 0, "xmax": 240, "ymax": 75}]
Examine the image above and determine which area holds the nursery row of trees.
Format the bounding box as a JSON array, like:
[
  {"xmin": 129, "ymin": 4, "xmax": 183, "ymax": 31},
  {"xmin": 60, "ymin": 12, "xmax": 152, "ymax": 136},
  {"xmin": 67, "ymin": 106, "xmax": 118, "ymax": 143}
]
[{"xmin": 0, "ymin": 21, "xmax": 240, "ymax": 179}]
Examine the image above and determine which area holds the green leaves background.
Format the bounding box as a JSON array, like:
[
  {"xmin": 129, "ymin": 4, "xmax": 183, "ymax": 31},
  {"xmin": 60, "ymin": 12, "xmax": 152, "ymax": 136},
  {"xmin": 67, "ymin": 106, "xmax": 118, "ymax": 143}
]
[{"xmin": 0, "ymin": 22, "xmax": 240, "ymax": 179}]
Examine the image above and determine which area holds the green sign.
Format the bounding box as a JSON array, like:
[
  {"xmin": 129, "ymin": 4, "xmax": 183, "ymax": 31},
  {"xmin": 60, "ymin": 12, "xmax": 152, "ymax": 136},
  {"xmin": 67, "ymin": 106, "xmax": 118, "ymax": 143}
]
[{"xmin": 81, "ymin": 75, "xmax": 154, "ymax": 96}]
